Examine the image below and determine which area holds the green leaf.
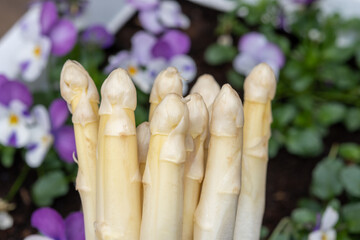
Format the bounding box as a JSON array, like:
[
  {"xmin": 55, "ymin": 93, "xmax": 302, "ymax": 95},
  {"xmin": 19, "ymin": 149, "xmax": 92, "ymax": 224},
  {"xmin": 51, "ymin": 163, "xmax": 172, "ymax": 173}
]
[
  {"xmin": 343, "ymin": 202, "xmax": 360, "ymax": 233},
  {"xmin": 269, "ymin": 138, "xmax": 281, "ymax": 158},
  {"xmin": 226, "ymin": 69, "xmax": 244, "ymax": 90},
  {"xmin": 297, "ymin": 198, "xmax": 322, "ymax": 212},
  {"xmin": 291, "ymin": 208, "xmax": 316, "ymax": 225},
  {"xmin": 344, "ymin": 108, "xmax": 360, "ymax": 132},
  {"xmin": 135, "ymin": 105, "xmax": 148, "ymax": 126},
  {"xmin": 317, "ymin": 103, "xmax": 346, "ymax": 126},
  {"xmin": 340, "ymin": 165, "xmax": 360, "ymax": 197},
  {"xmin": 339, "ymin": 143, "xmax": 360, "ymax": 163},
  {"xmin": 273, "ymin": 104, "xmax": 297, "ymax": 127},
  {"xmin": 1, "ymin": 147, "xmax": 16, "ymax": 168},
  {"xmin": 204, "ymin": 44, "xmax": 237, "ymax": 65},
  {"xmin": 260, "ymin": 226, "xmax": 269, "ymax": 239},
  {"xmin": 310, "ymin": 158, "xmax": 344, "ymax": 200},
  {"xmin": 286, "ymin": 128, "xmax": 323, "ymax": 157},
  {"xmin": 31, "ymin": 171, "xmax": 69, "ymax": 206},
  {"xmin": 291, "ymin": 75, "xmax": 313, "ymax": 92}
]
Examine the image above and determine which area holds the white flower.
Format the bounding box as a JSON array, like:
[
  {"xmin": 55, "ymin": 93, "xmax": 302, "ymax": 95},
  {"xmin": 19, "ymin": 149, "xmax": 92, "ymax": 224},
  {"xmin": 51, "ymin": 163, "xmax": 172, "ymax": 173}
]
[
  {"xmin": 0, "ymin": 100, "xmax": 32, "ymax": 148},
  {"xmin": 317, "ymin": 0, "xmax": 360, "ymax": 20},
  {"xmin": 24, "ymin": 235, "xmax": 52, "ymax": 240},
  {"xmin": 25, "ymin": 105, "xmax": 53, "ymax": 168},
  {"xmin": 308, "ymin": 206, "xmax": 339, "ymax": 240},
  {"xmin": 0, "ymin": 211, "xmax": 13, "ymax": 230}
]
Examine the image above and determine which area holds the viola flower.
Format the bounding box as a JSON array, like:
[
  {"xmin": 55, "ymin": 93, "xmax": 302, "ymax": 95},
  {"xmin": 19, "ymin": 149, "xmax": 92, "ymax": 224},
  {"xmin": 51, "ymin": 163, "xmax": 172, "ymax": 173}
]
[
  {"xmin": 0, "ymin": 199, "xmax": 15, "ymax": 231},
  {"xmin": 25, "ymin": 99, "xmax": 76, "ymax": 167},
  {"xmin": 40, "ymin": 1, "xmax": 77, "ymax": 56},
  {"xmin": 129, "ymin": 0, "xmax": 190, "ymax": 34},
  {"xmin": 81, "ymin": 25, "xmax": 114, "ymax": 48},
  {"xmin": 233, "ymin": 32, "xmax": 285, "ymax": 77},
  {"xmin": 308, "ymin": 206, "xmax": 338, "ymax": 240},
  {"xmin": 25, "ymin": 207, "xmax": 85, "ymax": 240}
]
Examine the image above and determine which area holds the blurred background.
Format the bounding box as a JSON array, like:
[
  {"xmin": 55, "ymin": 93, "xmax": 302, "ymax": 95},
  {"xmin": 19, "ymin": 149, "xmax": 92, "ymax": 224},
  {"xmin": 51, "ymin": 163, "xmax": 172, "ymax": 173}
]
[{"xmin": 1, "ymin": 0, "xmax": 360, "ymax": 239}]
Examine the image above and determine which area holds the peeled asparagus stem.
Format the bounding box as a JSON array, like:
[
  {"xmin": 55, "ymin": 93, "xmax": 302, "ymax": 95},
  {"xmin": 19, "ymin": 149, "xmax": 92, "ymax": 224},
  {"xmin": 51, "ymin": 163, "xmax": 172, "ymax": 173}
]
[
  {"xmin": 137, "ymin": 121, "xmax": 151, "ymax": 206},
  {"xmin": 194, "ymin": 84, "xmax": 244, "ymax": 240},
  {"xmin": 96, "ymin": 69, "xmax": 141, "ymax": 239},
  {"xmin": 140, "ymin": 94, "xmax": 189, "ymax": 240},
  {"xmin": 234, "ymin": 63, "xmax": 277, "ymax": 240},
  {"xmin": 60, "ymin": 60, "xmax": 99, "ymax": 240},
  {"xmin": 148, "ymin": 67, "xmax": 183, "ymax": 121},
  {"xmin": 182, "ymin": 93, "xmax": 208, "ymax": 240}
]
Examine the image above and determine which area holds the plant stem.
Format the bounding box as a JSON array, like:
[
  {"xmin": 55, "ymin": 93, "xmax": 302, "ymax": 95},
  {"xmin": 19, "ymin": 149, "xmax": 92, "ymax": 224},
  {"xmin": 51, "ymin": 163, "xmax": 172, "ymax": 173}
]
[
  {"xmin": 5, "ymin": 165, "xmax": 30, "ymax": 202},
  {"xmin": 328, "ymin": 143, "xmax": 339, "ymax": 159},
  {"xmin": 268, "ymin": 217, "xmax": 291, "ymax": 240}
]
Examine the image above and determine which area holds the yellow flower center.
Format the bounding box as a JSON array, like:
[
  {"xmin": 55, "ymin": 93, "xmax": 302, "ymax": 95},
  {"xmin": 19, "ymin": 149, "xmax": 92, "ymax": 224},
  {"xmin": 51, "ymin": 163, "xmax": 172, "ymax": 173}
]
[
  {"xmin": 321, "ymin": 233, "xmax": 328, "ymax": 240},
  {"xmin": 9, "ymin": 114, "xmax": 19, "ymax": 125},
  {"xmin": 128, "ymin": 65, "xmax": 138, "ymax": 76},
  {"xmin": 33, "ymin": 45, "xmax": 42, "ymax": 58},
  {"xmin": 42, "ymin": 135, "xmax": 52, "ymax": 145}
]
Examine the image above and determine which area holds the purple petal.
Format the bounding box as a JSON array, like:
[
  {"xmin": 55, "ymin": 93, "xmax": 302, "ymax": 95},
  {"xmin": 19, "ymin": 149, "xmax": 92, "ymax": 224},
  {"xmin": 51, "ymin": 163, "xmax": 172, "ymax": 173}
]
[
  {"xmin": 65, "ymin": 212, "xmax": 85, "ymax": 240},
  {"xmin": 49, "ymin": 19, "xmax": 77, "ymax": 56},
  {"xmin": 54, "ymin": 126, "xmax": 76, "ymax": 163},
  {"xmin": 233, "ymin": 53, "xmax": 259, "ymax": 76},
  {"xmin": 139, "ymin": 10, "xmax": 164, "ymax": 34},
  {"xmin": 259, "ymin": 42, "xmax": 285, "ymax": 69},
  {"xmin": 0, "ymin": 81, "xmax": 33, "ymax": 108},
  {"xmin": 49, "ymin": 99, "xmax": 69, "ymax": 130},
  {"xmin": 131, "ymin": 31, "xmax": 156, "ymax": 65},
  {"xmin": 293, "ymin": 0, "xmax": 316, "ymax": 4},
  {"xmin": 7, "ymin": 132, "xmax": 17, "ymax": 147},
  {"xmin": 161, "ymin": 30, "xmax": 190, "ymax": 56},
  {"xmin": 151, "ymin": 39, "xmax": 174, "ymax": 60},
  {"xmin": 81, "ymin": 25, "xmax": 114, "ymax": 48},
  {"xmin": 127, "ymin": 0, "xmax": 159, "ymax": 10},
  {"xmin": 105, "ymin": 51, "xmax": 131, "ymax": 74},
  {"xmin": 31, "ymin": 208, "xmax": 66, "ymax": 240},
  {"xmin": 238, "ymin": 32, "xmax": 267, "ymax": 55},
  {"xmin": 40, "ymin": 1, "xmax": 58, "ymax": 35},
  {"xmin": 0, "ymin": 74, "xmax": 8, "ymax": 87}
]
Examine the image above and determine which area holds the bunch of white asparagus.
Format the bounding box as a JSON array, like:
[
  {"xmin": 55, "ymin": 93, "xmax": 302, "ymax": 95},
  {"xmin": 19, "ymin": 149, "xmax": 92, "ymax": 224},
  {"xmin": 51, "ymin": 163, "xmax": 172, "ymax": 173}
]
[{"xmin": 60, "ymin": 60, "xmax": 276, "ymax": 240}]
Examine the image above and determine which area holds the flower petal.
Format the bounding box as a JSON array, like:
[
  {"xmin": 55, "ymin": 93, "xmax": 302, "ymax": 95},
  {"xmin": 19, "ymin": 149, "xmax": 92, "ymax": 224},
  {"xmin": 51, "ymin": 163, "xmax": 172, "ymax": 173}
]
[
  {"xmin": 0, "ymin": 74, "xmax": 8, "ymax": 87},
  {"xmin": 324, "ymin": 229, "xmax": 336, "ymax": 240},
  {"xmin": 0, "ymin": 211, "xmax": 13, "ymax": 230},
  {"xmin": 0, "ymin": 81, "xmax": 33, "ymax": 108},
  {"xmin": 127, "ymin": 0, "xmax": 158, "ymax": 10},
  {"xmin": 233, "ymin": 53, "xmax": 259, "ymax": 76},
  {"xmin": 105, "ymin": 51, "xmax": 131, "ymax": 74},
  {"xmin": 321, "ymin": 206, "xmax": 339, "ymax": 230},
  {"xmin": 49, "ymin": 99, "xmax": 69, "ymax": 130},
  {"xmin": 308, "ymin": 230, "xmax": 322, "ymax": 240},
  {"xmin": 24, "ymin": 235, "xmax": 53, "ymax": 240},
  {"xmin": 131, "ymin": 31, "xmax": 156, "ymax": 65},
  {"xmin": 139, "ymin": 10, "xmax": 164, "ymax": 34},
  {"xmin": 25, "ymin": 134, "xmax": 52, "ymax": 168},
  {"xmin": 81, "ymin": 25, "xmax": 114, "ymax": 48},
  {"xmin": 31, "ymin": 208, "xmax": 66, "ymax": 240},
  {"xmin": 158, "ymin": 1, "xmax": 189, "ymax": 29},
  {"xmin": 40, "ymin": 1, "xmax": 58, "ymax": 35},
  {"xmin": 259, "ymin": 42, "xmax": 285, "ymax": 69},
  {"xmin": 49, "ymin": 19, "xmax": 77, "ymax": 56},
  {"xmin": 54, "ymin": 126, "xmax": 76, "ymax": 163},
  {"xmin": 33, "ymin": 105, "xmax": 51, "ymax": 132},
  {"xmin": 238, "ymin": 32, "xmax": 267, "ymax": 54},
  {"xmin": 169, "ymin": 55, "xmax": 196, "ymax": 82},
  {"xmin": 151, "ymin": 39, "xmax": 174, "ymax": 60},
  {"xmin": 161, "ymin": 30, "xmax": 191, "ymax": 56},
  {"xmin": 65, "ymin": 212, "xmax": 85, "ymax": 240}
]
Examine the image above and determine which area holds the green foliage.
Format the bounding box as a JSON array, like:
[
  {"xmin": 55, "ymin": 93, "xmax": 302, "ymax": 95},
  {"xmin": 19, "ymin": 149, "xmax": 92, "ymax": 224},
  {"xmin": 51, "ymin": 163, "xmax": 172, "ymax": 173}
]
[
  {"xmin": 340, "ymin": 166, "xmax": 360, "ymax": 197},
  {"xmin": 31, "ymin": 170, "xmax": 69, "ymax": 206},
  {"xmin": 204, "ymin": 43, "xmax": 237, "ymax": 65},
  {"xmin": 1, "ymin": 147, "xmax": 16, "ymax": 168},
  {"xmin": 339, "ymin": 143, "xmax": 360, "ymax": 163},
  {"xmin": 343, "ymin": 203, "xmax": 360, "ymax": 233}
]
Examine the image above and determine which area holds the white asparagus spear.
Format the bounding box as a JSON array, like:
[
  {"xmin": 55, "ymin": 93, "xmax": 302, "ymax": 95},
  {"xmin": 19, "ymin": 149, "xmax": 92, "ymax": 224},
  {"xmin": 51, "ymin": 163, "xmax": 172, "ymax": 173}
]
[
  {"xmin": 60, "ymin": 60, "xmax": 99, "ymax": 240},
  {"xmin": 194, "ymin": 84, "xmax": 244, "ymax": 240},
  {"xmin": 148, "ymin": 67, "xmax": 183, "ymax": 121},
  {"xmin": 234, "ymin": 63, "xmax": 276, "ymax": 240},
  {"xmin": 96, "ymin": 68, "xmax": 141, "ymax": 240},
  {"xmin": 137, "ymin": 121, "xmax": 151, "ymax": 206},
  {"xmin": 140, "ymin": 93, "xmax": 189, "ymax": 240},
  {"xmin": 182, "ymin": 93, "xmax": 208, "ymax": 240}
]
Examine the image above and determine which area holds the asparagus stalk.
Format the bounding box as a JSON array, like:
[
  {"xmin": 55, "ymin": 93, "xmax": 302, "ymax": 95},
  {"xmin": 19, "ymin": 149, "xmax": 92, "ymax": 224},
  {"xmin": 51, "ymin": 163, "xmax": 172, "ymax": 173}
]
[
  {"xmin": 148, "ymin": 67, "xmax": 183, "ymax": 121},
  {"xmin": 60, "ymin": 60, "xmax": 99, "ymax": 240},
  {"xmin": 137, "ymin": 121, "xmax": 151, "ymax": 206},
  {"xmin": 182, "ymin": 93, "xmax": 208, "ymax": 240},
  {"xmin": 96, "ymin": 68, "xmax": 141, "ymax": 239},
  {"xmin": 140, "ymin": 93, "xmax": 189, "ymax": 240},
  {"xmin": 194, "ymin": 84, "xmax": 244, "ymax": 240},
  {"xmin": 234, "ymin": 63, "xmax": 277, "ymax": 240}
]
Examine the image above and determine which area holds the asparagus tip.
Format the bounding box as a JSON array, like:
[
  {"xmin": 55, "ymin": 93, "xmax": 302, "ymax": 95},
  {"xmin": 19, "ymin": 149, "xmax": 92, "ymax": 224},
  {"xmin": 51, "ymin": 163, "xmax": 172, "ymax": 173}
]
[
  {"xmin": 190, "ymin": 74, "xmax": 220, "ymax": 109},
  {"xmin": 185, "ymin": 93, "xmax": 208, "ymax": 139}
]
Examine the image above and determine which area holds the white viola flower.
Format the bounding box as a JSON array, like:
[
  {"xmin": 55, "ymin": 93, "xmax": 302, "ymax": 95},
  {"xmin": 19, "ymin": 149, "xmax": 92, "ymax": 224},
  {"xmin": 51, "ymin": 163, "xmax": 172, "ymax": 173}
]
[
  {"xmin": 0, "ymin": 211, "xmax": 13, "ymax": 230},
  {"xmin": 0, "ymin": 100, "xmax": 32, "ymax": 148},
  {"xmin": 317, "ymin": 0, "xmax": 360, "ymax": 20},
  {"xmin": 25, "ymin": 105, "xmax": 53, "ymax": 168},
  {"xmin": 308, "ymin": 206, "xmax": 339, "ymax": 240}
]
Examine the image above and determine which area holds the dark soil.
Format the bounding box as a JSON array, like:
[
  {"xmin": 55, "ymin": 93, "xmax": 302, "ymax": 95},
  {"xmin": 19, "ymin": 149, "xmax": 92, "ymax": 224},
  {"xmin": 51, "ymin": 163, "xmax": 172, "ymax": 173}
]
[{"xmin": 1, "ymin": 1, "xmax": 359, "ymax": 239}]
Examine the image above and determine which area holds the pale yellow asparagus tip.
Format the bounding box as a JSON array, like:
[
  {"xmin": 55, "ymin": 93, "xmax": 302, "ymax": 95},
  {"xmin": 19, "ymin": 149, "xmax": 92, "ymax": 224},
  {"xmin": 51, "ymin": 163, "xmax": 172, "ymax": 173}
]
[
  {"xmin": 194, "ymin": 84, "xmax": 243, "ymax": 240},
  {"xmin": 244, "ymin": 62, "xmax": 276, "ymax": 103},
  {"xmin": 148, "ymin": 67, "xmax": 183, "ymax": 120},
  {"xmin": 141, "ymin": 93, "xmax": 188, "ymax": 240},
  {"xmin": 60, "ymin": 60, "xmax": 99, "ymax": 240},
  {"xmin": 190, "ymin": 74, "xmax": 220, "ymax": 109},
  {"xmin": 97, "ymin": 68, "xmax": 141, "ymax": 239},
  {"xmin": 137, "ymin": 121, "xmax": 151, "ymax": 176},
  {"xmin": 182, "ymin": 93, "xmax": 208, "ymax": 240}
]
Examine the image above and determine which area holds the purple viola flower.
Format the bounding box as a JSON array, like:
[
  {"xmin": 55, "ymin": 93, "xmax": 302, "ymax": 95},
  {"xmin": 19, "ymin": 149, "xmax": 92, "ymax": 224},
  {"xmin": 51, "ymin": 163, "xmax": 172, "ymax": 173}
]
[
  {"xmin": 25, "ymin": 207, "xmax": 85, "ymax": 240},
  {"xmin": 133, "ymin": 0, "xmax": 190, "ymax": 34},
  {"xmin": 40, "ymin": 1, "xmax": 77, "ymax": 56},
  {"xmin": 293, "ymin": 0, "xmax": 316, "ymax": 5},
  {"xmin": 152, "ymin": 30, "xmax": 190, "ymax": 60},
  {"xmin": 233, "ymin": 32, "xmax": 285, "ymax": 77},
  {"xmin": 81, "ymin": 25, "xmax": 114, "ymax": 48},
  {"xmin": 0, "ymin": 75, "xmax": 33, "ymax": 108}
]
